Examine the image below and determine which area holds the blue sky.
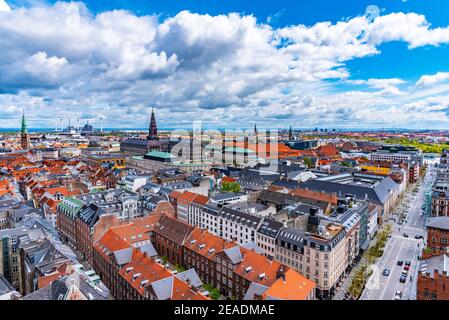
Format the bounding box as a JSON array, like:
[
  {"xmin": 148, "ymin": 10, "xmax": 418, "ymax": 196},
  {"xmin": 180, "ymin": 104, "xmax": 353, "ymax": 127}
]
[{"xmin": 1, "ymin": 0, "xmax": 449, "ymax": 129}]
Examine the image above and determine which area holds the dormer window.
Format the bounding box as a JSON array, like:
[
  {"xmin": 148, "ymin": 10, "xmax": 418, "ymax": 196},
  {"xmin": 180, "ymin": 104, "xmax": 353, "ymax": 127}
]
[
  {"xmin": 245, "ymin": 266, "xmax": 252, "ymax": 273},
  {"xmin": 199, "ymin": 244, "xmax": 206, "ymax": 249},
  {"xmin": 140, "ymin": 279, "xmax": 149, "ymax": 288},
  {"xmin": 132, "ymin": 273, "xmax": 141, "ymax": 281}
]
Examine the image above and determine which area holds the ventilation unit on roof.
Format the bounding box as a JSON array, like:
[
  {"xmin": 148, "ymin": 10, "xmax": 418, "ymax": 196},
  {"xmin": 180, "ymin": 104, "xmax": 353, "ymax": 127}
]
[
  {"xmin": 199, "ymin": 244, "xmax": 206, "ymax": 249},
  {"xmin": 190, "ymin": 239, "xmax": 197, "ymax": 245},
  {"xmin": 245, "ymin": 266, "xmax": 253, "ymax": 273},
  {"xmin": 258, "ymin": 273, "xmax": 266, "ymax": 280},
  {"xmin": 208, "ymin": 248, "xmax": 215, "ymax": 254}
]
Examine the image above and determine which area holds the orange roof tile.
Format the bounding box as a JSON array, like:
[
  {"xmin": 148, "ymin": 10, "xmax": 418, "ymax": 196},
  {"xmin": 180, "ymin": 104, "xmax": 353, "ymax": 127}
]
[
  {"xmin": 94, "ymin": 229, "xmax": 132, "ymax": 262},
  {"xmin": 184, "ymin": 228, "xmax": 236, "ymax": 260},
  {"xmin": 234, "ymin": 247, "xmax": 285, "ymax": 287},
  {"xmin": 290, "ymin": 188, "xmax": 338, "ymax": 205},
  {"xmin": 222, "ymin": 176, "xmax": 237, "ymax": 183},
  {"xmin": 263, "ymin": 269, "xmax": 315, "ymax": 300},
  {"xmin": 118, "ymin": 249, "xmax": 172, "ymax": 296}
]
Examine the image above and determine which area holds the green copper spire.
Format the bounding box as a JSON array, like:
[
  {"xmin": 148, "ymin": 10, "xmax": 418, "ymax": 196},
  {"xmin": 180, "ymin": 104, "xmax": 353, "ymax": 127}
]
[{"xmin": 21, "ymin": 110, "xmax": 28, "ymax": 134}]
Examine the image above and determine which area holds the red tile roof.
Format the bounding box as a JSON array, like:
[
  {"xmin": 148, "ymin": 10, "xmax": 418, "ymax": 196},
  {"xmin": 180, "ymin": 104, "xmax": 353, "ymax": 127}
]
[
  {"xmin": 118, "ymin": 248, "xmax": 172, "ymax": 296},
  {"xmin": 264, "ymin": 269, "xmax": 316, "ymax": 300},
  {"xmin": 290, "ymin": 188, "xmax": 338, "ymax": 205},
  {"xmin": 184, "ymin": 228, "xmax": 236, "ymax": 260}
]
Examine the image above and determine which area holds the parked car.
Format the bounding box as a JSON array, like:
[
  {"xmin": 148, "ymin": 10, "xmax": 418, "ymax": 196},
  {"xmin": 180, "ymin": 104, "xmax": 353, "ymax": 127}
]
[
  {"xmin": 415, "ymin": 235, "xmax": 424, "ymax": 239},
  {"xmin": 400, "ymin": 275, "xmax": 407, "ymax": 283},
  {"xmin": 404, "ymin": 265, "xmax": 410, "ymax": 271},
  {"xmin": 403, "ymin": 233, "xmax": 409, "ymax": 238},
  {"xmin": 405, "ymin": 261, "xmax": 411, "ymax": 266},
  {"xmin": 383, "ymin": 269, "xmax": 390, "ymax": 276},
  {"xmin": 397, "ymin": 260, "xmax": 404, "ymax": 266},
  {"xmin": 394, "ymin": 291, "xmax": 402, "ymax": 300}
]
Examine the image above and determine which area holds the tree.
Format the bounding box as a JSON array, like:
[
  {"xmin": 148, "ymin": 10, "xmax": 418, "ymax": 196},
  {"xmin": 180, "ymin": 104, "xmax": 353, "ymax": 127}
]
[
  {"xmin": 203, "ymin": 284, "xmax": 221, "ymax": 300},
  {"xmin": 303, "ymin": 157, "xmax": 314, "ymax": 168},
  {"xmin": 221, "ymin": 181, "xmax": 241, "ymax": 193}
]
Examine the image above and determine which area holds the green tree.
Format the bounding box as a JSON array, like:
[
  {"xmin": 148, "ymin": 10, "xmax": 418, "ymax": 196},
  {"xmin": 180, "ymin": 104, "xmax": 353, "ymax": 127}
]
[
  {"xmin": 221, "ymin": 181, "xmax": 241, "ymax": 193},
  {"xmin": 203, "ymin": 284, "xmax": 221, "ymax": 300},
  {"xmin": 303, "ymin": 157, "xmax": 314, "ymax": 168}
]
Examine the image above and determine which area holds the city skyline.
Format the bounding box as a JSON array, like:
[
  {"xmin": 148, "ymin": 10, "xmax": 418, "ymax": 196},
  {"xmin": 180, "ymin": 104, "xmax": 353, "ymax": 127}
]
[{"xmin": 1, "ymin": 0, "xmax": 449, "ymax": 130}]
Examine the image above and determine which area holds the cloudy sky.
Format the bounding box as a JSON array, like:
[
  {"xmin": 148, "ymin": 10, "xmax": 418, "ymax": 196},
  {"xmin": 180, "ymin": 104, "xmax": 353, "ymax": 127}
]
[{"xmin": 1, "ymin": 0, "xmax": 449, "ymax": 130}]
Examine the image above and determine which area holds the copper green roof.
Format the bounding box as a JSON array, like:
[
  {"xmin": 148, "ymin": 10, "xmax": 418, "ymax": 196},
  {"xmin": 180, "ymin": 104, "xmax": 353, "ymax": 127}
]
[
  {"xmin": 145, "ymin": 151, "xmax": 172, "ymax": 159},
  {"xmin": 21, "ymin": 111, "xmax": 28, "ymax": 134}
]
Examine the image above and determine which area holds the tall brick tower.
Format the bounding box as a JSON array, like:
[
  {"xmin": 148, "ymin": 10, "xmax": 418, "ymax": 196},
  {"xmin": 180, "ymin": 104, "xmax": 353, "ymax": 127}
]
[
  {"xmin": 147, "ymin": 108, "xmax": 158, "ymax": 140},
  {"xmin": 20, "ymin": 110, "xmax": 30, "ymax": 149}
]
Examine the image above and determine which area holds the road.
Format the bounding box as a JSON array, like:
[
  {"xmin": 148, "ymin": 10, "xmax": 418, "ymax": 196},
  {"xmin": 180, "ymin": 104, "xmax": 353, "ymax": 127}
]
[{"xmin": 361, "ymin": 166, "xmax": 435, "ymax": 300}]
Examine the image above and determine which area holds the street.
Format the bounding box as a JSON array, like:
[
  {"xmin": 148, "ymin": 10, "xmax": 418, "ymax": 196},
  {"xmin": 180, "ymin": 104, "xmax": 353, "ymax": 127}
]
[{"xmin": 361, "ymin": 166, "xmax": 434, "ymax": 300}]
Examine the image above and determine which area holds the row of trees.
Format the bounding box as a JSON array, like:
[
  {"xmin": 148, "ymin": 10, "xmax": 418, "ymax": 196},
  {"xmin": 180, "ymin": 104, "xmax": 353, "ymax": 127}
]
[{"xmin": 347, "ymin": 224, "xmax": 392, "ymax": 299}]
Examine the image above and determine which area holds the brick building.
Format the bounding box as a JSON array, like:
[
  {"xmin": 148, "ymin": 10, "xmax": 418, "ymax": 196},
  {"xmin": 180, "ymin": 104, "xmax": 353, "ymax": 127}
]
[
  {"xmin": 417, "ymin": 253, "xmax": 449, "ymax": 300},
  {"xmin": 76, "ymin": 204, "xmax": 105, "ymax": 265},
  {"xmin": 153, "ymin": 215, "xmax": 194, "ymax": 267},
  {"xmin": 426, "ymin": 217, "xmax": 449, "ymax": 254},
  {"xmin": 183, "ymin": 228, "xmax": 235, "ymax": 287}
]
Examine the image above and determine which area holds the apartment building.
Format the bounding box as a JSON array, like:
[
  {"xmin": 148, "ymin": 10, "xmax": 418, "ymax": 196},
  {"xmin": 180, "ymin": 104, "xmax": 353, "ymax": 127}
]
[
  {"xmin": 255, "ymin": 218, "xmax": 284, "ymax": 260},
  {"xmin": 275, "ymin": 221, "xmax": 346, "ymax": 299},
  {"xmin": 188, "ymin": 203, "xmax": 262, "ymax": 245}
]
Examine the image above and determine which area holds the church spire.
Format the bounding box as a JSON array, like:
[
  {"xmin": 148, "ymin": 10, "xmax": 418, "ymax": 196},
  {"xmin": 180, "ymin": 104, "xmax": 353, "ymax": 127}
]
[
  {"xmin": 289, "ymin": 125, "xmax": 293, "ymax": 140},
  {"xmin": 20, "ymin": 110, "xmax": 30, "ymax": 149},
  {"xmin": 148, "ymin": 108, "xmax": 158, "ymax": 140},
  {"xmin": 21, "ymin": 110, "xmax": 28, "ymax": 134}
]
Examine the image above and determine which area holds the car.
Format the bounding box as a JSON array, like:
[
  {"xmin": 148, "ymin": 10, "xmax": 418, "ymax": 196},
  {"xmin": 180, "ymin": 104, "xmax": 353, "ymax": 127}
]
[
  {"xmin": 398, "ymin": 221, "xmax": 403, "ymax": 225},
  {"xmin": 394, "ymin": 291, "xmax": 402, "ymax": 300},
  {"xmin": 405, "ymin": 261, "xmax": 411, "ymax": 266},
  {"xmin": 415, "ymin": 235, "xmax": 424, "ymax": 239},
  {"xmin": 383, "ymin": 269, "xmax": 390, "ymax": 276},
  {"xmin": 403, "ymin": 233, "xmax": 409, "ymax": 238},
  {"xmin": 397, "ymin": 260, "xmax": 404, "ymax": 266},
  {"xmin": 400, "ymin": 275, "xmax": 407, "ymax": 283},
  {"xmin": 404, "ymin": 265, "xmax": 410, "ymax": 271}
]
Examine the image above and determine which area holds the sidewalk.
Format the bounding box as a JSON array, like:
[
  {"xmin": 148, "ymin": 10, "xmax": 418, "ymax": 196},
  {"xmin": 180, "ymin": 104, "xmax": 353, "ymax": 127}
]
[{"xmin": 332, "ymin": 264, "xmax": 359, "ymax": 300}]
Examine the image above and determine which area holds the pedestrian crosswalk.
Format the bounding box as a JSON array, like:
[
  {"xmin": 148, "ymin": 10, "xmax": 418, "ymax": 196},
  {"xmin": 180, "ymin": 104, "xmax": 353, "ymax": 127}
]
[
  {"xmin": 392, "ymin": 234, "xmax": 423, "ymax": 242},
  {"xmin": 402, "ymin": 226, "xmax": 425, "ymax": 233}
]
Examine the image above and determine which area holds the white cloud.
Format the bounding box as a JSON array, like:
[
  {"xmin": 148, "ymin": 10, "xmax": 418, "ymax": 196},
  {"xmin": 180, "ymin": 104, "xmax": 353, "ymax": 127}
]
[
  {"xmin": 1, "ymin": 2, "xmax": 449, "ymax": 128},
  {"xmin": 416, "ymin": 72, "xmax": 449, "ymax": 88},
  {"xmin": 0, "ymin": 0, "xmax": 10, "ymax": 12}
]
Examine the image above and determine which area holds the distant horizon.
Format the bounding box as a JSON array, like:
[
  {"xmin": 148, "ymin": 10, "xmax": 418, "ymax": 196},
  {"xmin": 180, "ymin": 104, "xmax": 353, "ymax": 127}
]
[{"xmin": 1, "ymin": 127, "xmax": 448, "ymax": 133}]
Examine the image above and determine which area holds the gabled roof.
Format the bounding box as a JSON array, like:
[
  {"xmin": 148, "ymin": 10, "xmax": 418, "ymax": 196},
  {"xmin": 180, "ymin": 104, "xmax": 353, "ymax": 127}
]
[
  {"xmin": 299, "ymin": 176, "xmax": 398, "ymax": 205},
  {"xmin": 94, "ymin": 229, "xmax": 131, "ymax": 263},
  {"xmin": 184, "ymin": 228, "xmax": 236, "ymax": 261},
  {"xmin": 78, "ymin": 204, "xmax": 105, "ymax": 227},
  {"xmin": 426, "ymin": 217, "xmax": 449, "ymax": 231},
  {"xmin": 153, "ymin": 215, "xmax": 194, "ymax": 245},
  {"xmin": 118, "ymin": 248, "xmax": 171, "ymax": 296},
  {"xmin": 176, "ymin": 269, "xmax": 203, "ymax": 289},
  {"xmin": 149, "ymin": 275, "xmax": 208, "ymax": 300},
  {"xmin": 223, "ymin": 246, "xmax": 243, "ymax": 264},
  {"xmin": 290, "ymin": 188, "xmax": 338, "ymax": 205},
  {"xmin": 263, "ymin": 269, "xmax": 315, "ymax": 300}
]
